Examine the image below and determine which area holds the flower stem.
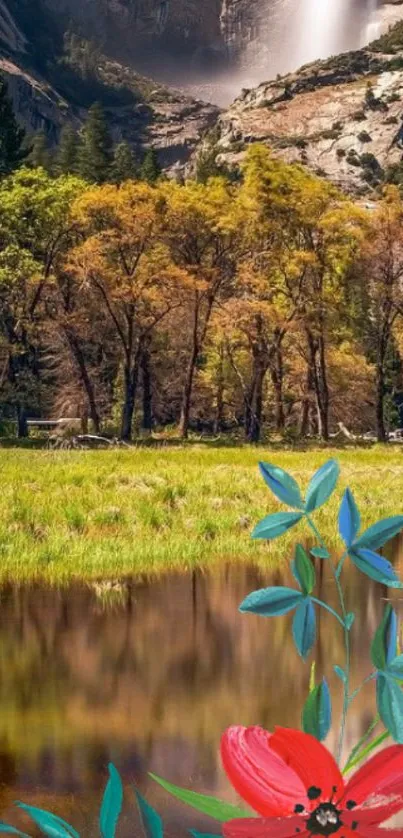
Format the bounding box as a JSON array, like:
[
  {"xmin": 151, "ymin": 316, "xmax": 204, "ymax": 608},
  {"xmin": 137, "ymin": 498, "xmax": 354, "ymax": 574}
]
[
  {"xmin": 348, "ymin": 672, "xmax": 377, "ymax": 702},
  {"xmin": 343, "ymin": 727, "xmax": 389, "ymax": 775},
  {"xmin": 307, "ymin": 515, "xmax": 350, "ymax": 765},
  {"xmin": 311, "ymin": 597, "xmax": 345, "ymax": 627},
  {"xmin": 342, "ymin": 714, "xmax": 380, "ymax": 775}
]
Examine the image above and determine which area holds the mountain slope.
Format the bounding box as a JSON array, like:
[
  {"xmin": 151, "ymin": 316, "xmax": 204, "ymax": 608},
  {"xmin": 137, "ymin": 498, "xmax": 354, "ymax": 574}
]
[{"xmin": 215, "ymin": 24, "xmax": 403, "ymax": 192}]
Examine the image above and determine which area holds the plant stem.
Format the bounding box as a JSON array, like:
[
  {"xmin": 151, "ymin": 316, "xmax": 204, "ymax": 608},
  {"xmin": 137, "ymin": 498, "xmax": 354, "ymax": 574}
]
[
  {"xmin": 342, "ymin": 714, "xmax": 380, "ymax": 775},
  {"xmin": 348, "ymin": 672, "xmax": 376, "ymax": 702},
  {"xmin": 343, "ymin": 728, "xmax": 389, "ymax": 774},
  {"xmin": 311, "ymin": 597, "xmax": 345, "ymax": 627},
  {"xmin": 307, "ymin": 515, "xmax": 350, "ymax": 765}
]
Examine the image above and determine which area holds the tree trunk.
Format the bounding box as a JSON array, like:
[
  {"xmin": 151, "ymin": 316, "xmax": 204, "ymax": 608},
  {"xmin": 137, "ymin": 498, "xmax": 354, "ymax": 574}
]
[
  {"xmin": 213, "ymin": 344, "xmax": 225, "ymax": 434},
  {"xmin": 141, "ymin": 343, "xmax": 153, "ymax": 432},
  {"xmin": 17, "ymin": 406, "xmax": 28, "ymax": 438},
  {"xmin": 65, "ymin": 330, "xmax": 101, "ymax": 433},
  {"xmin": 270, "ymin": 344, "xmax": 285, "ymax": 432},
  {"xmin": 306, "ymin": 330, "xmax": 329, "ymax": 442},
  {"xmin": 247, "ymin": 367, "xmax": 265, "ymax": 443},
  {"xmin": 121, "ymin": 358, "xmax": 140, "ymax": 441},
  {"xmin": 376, "ymin": 360, "xmax": 386, "ymax": 442}
]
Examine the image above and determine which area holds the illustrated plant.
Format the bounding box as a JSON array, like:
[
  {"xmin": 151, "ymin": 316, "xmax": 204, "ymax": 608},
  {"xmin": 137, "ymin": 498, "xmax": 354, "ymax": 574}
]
[{"xmin": 3, "ymin": 459, "xmax": 403, "ymax": 837}]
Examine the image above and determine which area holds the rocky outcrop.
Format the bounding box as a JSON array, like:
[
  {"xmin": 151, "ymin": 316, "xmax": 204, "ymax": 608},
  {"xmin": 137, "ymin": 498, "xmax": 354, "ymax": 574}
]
[{"xmin": 214, "ymin": 28, "xmax": 403, "ymax": 192}]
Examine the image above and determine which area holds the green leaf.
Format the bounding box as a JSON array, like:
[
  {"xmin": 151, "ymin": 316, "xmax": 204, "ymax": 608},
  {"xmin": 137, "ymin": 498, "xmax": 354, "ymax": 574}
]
[
  {"xmin": 15, "ymin": 805, "xmax": 79, "ymax": 838},
  {"xmin": 302, "ymin": 678, "xmax": 331, "ymax": 741},
  {"xmin": 376, "ymin": 673, "xmax": 403, "ymax": 743},
  {"xmin": 372, "ymin": 605, "xmax": 395, "ymax": 671},
  {"xmin": 305, "ymin": 460, "xmax": 340, "ymax": 513},
  {"xmin": 292, "ymin": 544, "xmax": 316, "ymax": 596},
  {"xmin": 309, "ymin": 661, "xmax": 316, "ymax": 691},
  {"xmin": 252, "ymin": 511, "xmax": 303, "ymax": 541},
  {"xmin": 258, "ymin": 462, "xmax": 304, "ymax": 509},
  {"xmin": 189, "ymin": 833, "xmax": 222, "ymax": 838},
  {"xmin": 100, "ymin": 763, "xmax": 123, "ymax": 838},
  {"xmin": 292, "ymin": 598, "xmax": 316, "ymax": 660},
  {"xmin": 334, "ymin": 665, "xmax": 347, "ymax": 683},
  {"xmin": 345, "ymin": 613, "xmax": 355, "ymax": 631},
  {"xmin": 355, "ymin": 516, "xmax": 403, "ymax": 551},
  {"xmin": 135, "ymin": 791, "xmax": 163, "ymax": 838},
  {"xmin": 0, "ymin": 825, "xmax": 30, "ymax": 837},
  {"xmin": 339, "ymin": 489, "xmax": 361, "ymax": 547},
  {"xmin": 310, "ymin": 547, "xmax": 330, "ymax": 559},
  {"xmin": 239, "ymin": 586, "xmax": 303, "ymax": 617},
  {"xmin": 149, "ymin": 774, "xmax": 251, "ymax": 823}
]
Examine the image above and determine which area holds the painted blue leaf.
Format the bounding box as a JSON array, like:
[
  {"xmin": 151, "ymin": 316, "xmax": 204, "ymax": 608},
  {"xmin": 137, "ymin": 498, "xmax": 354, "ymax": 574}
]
[
  {"xmin": 240, "ymin": 586, "xmax": 303, "ymax": 617},
  {"xmin": 349, "ymin": 547, "xmax": 403, "ymax": 588},
  {"xmin": 135, "ymin": 791, "xmax": 163, "ymax": 838},
  {"xmin": 302, "ymin": 677, "xmax": 331, "ymax": 741},
  {"xmin": 0, "ymin": 824, "xmax": 29, "ymax": 837},
  {"xmin": 355, "ymin": 517, "xmax": 403, "ymax": 551},
  {"xmin": 292, "ymin": 598, "xmax": 316, "ymax": 660},
  {"xmin": 258, "ymin": 462, "xmax": 304, "ymax": 509},
  {"xmin": 376, "ymin": 673, "xmax": 403, "ymax": 743},
  {"xmin": 305, "ymin": 460, "xmax": 340, "ymax": 514},
  {"xmin": 387, "ymin": 655, "xmax": 403, "ymax": 679},
  {"xmin": 334, "ymin": 665, "xmax": 347, "ymax": 683},
  {"xmin": 310, "ymin": 547, "xmax": 330, "ymax": 559},
  {"xmin": 345, "ymin": 613, "xmax": 355, "ymax": 631},
  {"xmin": 15, "ymin": 805, "xmax": 79, "ymax": 838},
  {"xmin": 99, "ymin": 763, "xmax": 123, "ymax": 838},
  {"xmin": 339, "ymin": 489, "xmax": 361, "ymax": 547},
  {"xmin": 252, "ymin": 511, "xmax": 303, "ymax": 541}
]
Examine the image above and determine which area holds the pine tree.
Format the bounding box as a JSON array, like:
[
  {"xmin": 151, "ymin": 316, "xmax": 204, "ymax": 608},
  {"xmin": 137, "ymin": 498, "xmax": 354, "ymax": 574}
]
[
  {"xmin": 77, "ymin": 102, "xmax": 113, "ymax": 183},
  {"xmin": 139, "ymin": 148, "xmax": 161, "ymax": 184},
  {"xmin": 28, "ymin": 131, "xmax": 52, "ymax": 171},
  {"xmin": 0, "ymin": 75, "xmax": 27, "ymax": 176},
  {"xmin": 56, "ymin": 124, "xmax": 79, "ymax": 175},
  {"xmin": 111, "ymin": 141, "xmax": 138, "ymax": 183}
]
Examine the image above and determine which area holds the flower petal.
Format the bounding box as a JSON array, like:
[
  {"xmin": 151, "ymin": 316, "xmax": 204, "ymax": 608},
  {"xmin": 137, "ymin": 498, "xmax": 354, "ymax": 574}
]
[
  {"xmin": 220, "ymin": 727, "xmax": 307, "ymax": 817},
  {"xmin": 223, "ymin": 817, "xmax": 309, "ymax": 838},
  {"xmin": 269, "ymin": 727, "xmax": 344, "ymax": 802},
  {"xmin": 355, "ymin": 827, "xmax": 403, "ymax": 838},
  {"xmin": 343, "ymin": 744, "xmax": 403, "ymax": 820}
]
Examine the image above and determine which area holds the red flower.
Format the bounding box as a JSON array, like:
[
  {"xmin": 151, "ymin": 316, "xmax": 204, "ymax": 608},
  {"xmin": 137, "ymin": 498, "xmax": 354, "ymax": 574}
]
[{"xmin": 221, "ymin": 727, "xmax": 403, "ymax": 837}]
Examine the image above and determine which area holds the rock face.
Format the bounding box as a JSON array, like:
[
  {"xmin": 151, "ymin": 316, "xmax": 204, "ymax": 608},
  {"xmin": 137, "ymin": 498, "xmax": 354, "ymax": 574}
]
[{"xmin": 215, "ymin": 27, "xmax": 403, "ymax": 192}]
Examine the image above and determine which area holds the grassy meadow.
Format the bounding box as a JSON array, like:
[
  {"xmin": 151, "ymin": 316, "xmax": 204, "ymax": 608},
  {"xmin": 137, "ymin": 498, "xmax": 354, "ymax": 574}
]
[{"xmin": 0, "ymin": 444, "xmax": 402, "ymax": 584}]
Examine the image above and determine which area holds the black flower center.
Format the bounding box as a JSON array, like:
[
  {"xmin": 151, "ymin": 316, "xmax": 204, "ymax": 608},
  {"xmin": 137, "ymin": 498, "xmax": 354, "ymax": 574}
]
[{"xmin": 306, "ymin": 803, "xmax": 343, "ymax": 836}]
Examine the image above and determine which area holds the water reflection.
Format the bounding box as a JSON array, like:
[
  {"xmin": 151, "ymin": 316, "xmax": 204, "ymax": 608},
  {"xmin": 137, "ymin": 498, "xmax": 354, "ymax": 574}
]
[{"xmin": 0, "ymin": 557, "xmax": 402, "ymax": 835}]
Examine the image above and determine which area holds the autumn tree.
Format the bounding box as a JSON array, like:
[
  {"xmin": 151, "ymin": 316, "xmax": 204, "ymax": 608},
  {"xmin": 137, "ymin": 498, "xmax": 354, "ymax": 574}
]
[
  {"xmin": 68, "ymin": 182, "xmax": 184, "ymax": 440},
  {"xmin": 161, "ymin": 178, "xmax": 239, "ymax": 438},
  {"xmin": 359, "ymin": 187, "xmax": 403, "ymax": 441}
]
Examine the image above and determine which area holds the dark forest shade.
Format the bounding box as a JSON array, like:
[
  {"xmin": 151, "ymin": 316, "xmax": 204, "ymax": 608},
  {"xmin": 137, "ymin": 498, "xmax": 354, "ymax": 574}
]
[{"xmin": 0, "ymin": 76, "xmax": 27, "ymax": 176}]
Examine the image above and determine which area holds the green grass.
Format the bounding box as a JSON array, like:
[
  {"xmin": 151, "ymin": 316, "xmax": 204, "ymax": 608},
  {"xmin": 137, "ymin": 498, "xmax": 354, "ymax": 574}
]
[{"xmin": 0, "ymin": 445, "xmax": 402, "ymax": 584}]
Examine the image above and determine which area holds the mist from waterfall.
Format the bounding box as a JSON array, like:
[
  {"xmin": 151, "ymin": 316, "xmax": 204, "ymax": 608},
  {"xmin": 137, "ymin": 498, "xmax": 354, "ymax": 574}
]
[{"xmin": 290, "ymin": 0, "xmax": 380, "ymax": 70}]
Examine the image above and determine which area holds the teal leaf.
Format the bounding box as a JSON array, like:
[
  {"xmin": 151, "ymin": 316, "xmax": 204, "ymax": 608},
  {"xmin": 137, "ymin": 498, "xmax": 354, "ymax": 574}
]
[
  {"xmin": 334, "ymin": 665, "xmax": 347, "ymax": 683},
  {"xmin": 355, "ymin": 516, "xmax": 403, "ymax": 551},
  {"xmin": 15, "ymin": 805, "xmax": 79, "ymax": 838},
  {"xmin": 350, "ymin": 548, "xmax": 403, "ymax": 588},
  {"xmin": 135, "ymin": 791, "xmax": 163, "ymax": 838},
  {"xmin": 345, "ymin": 613, "xmax": 355, "ymax": 631},
  {"xmin": 376, "ymin": 673, "xmax": 403, "ymax": 743},
  {"xmin": 252, "ymin": 511, "xmax": 303, "ymax": 541},
  {"xmin": 302, "ymin": 677, "xmax": 331, "ymax": 741},
  {"xmin": 100, "ymin": 763, "xmax": 123, "ymax": 838},
  {"xmin": 387, "ymin": 655, "xmax": 403, "ymax": 680},
  {"xmin": 310, "ymin": 547, "xmax": 330, "ymax": 559},
  {"xmin": 292, "ymin": 544, "xmax": 316, "ymax": 596},
  {"xmin": 292, "ymin": 598, "xmax": 316, "ymax": 660},
  {"xmin": 240, "ymin": 586, "xmax": 303, "ymax": 617},
  {"xmin": 0, "ymin": 825, "xmax": 30, "ymax": 837},
  {"xmin": 339, "ymin": 489, "xmax": 361, "ymax": 547},
  {"xmin": 258, "ymin": 462, "xmax": 304, "ymax": 509},
  {"xmin": 372, "ymin": 605, "xmax": 396, "ymax": 670},
  {"xmin": 189, "ymin": 833, "xmax": 222, "ymax": 838},
  {"xmin": 305, "ymin": 460, "xmax": 340, "ymax": 514},
  {"xmin": 149, "ymin": 775, "xmax": 251, "ymax": 822}
]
